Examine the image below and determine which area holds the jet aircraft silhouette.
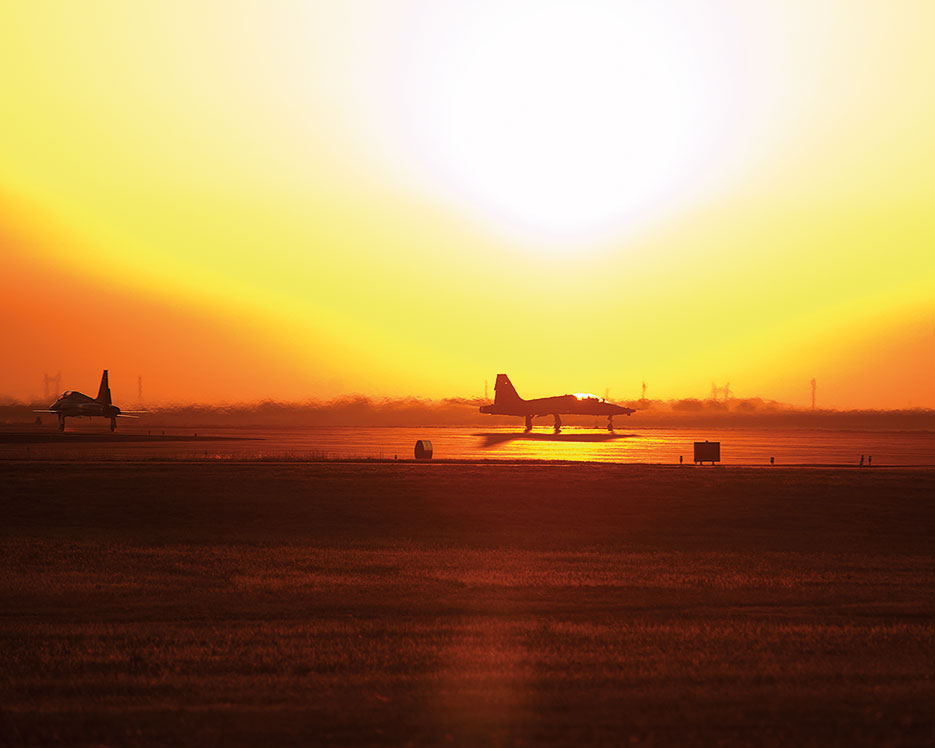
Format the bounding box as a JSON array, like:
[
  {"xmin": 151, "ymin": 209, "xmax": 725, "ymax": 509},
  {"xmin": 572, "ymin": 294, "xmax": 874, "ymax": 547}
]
[
  {"xmin": 479, "ymin": 374, "xmax": 635, "ymax": 432},
  {"xmin": 35, "ymin": 370, "xmax": 146, "ymax": 431}
]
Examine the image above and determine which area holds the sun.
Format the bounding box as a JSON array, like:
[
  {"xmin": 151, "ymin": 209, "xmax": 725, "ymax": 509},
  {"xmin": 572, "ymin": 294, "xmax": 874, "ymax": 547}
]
[{"xmin": 374, "ymin": 2, "xmax": 740, "ymax": 247}]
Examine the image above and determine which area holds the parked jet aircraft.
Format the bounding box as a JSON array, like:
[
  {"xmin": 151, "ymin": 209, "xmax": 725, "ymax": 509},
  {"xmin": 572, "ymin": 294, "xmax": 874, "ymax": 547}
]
[
  {"xmin": 479, "ymin": 374, "xmax": 635, "ymax": 432},
  {"xmin": 35, "ymin": 370, "xmax": 146, "ymax": 431}
]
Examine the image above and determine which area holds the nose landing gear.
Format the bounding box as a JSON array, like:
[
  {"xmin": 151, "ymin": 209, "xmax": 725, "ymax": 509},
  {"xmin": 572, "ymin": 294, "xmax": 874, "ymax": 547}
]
[
  {"xmin": 607, "ymin": 415, "xmax": 615, "ymax": 432},
  {"xmin": 58, "ymin": 414, "xmax": 65, "ymax": 432},
  {"xmin": 524, "ymin": 414, "xmax": 533, "ymax": 433},
  {"xmin": 553, "ymin": 414, "xmax": 562, "ymax": 434},
  {"xmin": 110, "ymin": 417, "xmax": 117, "ymax": 432}
]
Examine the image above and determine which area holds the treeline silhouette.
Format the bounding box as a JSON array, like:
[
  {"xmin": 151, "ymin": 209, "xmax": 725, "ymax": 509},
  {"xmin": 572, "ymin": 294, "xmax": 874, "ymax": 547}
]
[{"xmin": 2, "ymin": 396, "xmax": 933, "ymax": 430}]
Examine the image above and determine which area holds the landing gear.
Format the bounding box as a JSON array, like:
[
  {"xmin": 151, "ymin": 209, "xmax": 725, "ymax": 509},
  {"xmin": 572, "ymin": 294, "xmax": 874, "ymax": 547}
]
[
  {"xmin": 110, "ymin": 417, "xmax": 117, "ymax": 432},
  {"xmin": 553, "ymin": 413, "xmax": 562, "ymax": 433},
  {"xmin": 524, "ymin": 414, "xmax": 533, "ymax": 433},
  {"xmin": 58, "ymin": 414, "xmax": 65, "ymax": 432},
  {"xmin": 607, "ymin": 415, "xmax": 615, "ymax": 432}
]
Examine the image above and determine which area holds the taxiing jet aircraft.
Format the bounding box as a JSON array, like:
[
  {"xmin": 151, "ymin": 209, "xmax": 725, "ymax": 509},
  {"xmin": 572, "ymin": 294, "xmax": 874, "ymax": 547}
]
[
  {"xmin": 35, "ymin": 370, "xmax": 146, "ymax": 431},
  {"xmin": 479, "ymin": 374, "xmax": 635, "ymax": 432}
]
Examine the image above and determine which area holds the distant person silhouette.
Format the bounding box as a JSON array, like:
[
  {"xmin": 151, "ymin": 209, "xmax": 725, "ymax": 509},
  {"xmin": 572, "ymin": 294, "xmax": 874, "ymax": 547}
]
[
  {"xmin": 859, "ymin": 454, "xmax": 864, "ymax": 466},
  {"xmin": 868, "ymin": 455, "xmax": 872, "ymax": 467},
  {"xmin": 770, "ymin": 456, "xmax": 775, "ymax": 465}
]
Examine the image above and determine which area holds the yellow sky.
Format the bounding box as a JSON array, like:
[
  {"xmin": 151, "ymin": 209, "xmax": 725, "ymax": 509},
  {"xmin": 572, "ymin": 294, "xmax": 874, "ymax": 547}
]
[{"xmin": 1, "ymin": 1, "xmax": 933, "ymax": 407}]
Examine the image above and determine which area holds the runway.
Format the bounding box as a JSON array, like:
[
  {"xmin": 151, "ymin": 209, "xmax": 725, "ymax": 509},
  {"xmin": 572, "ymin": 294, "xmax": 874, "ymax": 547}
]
[{"xmin": 1, "ymin": 425, "xmax": 932, "ymax": 465}]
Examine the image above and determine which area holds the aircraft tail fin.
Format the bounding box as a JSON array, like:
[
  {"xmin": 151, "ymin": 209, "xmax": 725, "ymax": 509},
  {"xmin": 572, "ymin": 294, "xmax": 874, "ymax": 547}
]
[
  {"xmin": 494, "ymin": 374, "xmax": 523, "ymax": 405},
  {"xmin": 95, "ymin": 370, "xmax": 112, "ymax": 405}
]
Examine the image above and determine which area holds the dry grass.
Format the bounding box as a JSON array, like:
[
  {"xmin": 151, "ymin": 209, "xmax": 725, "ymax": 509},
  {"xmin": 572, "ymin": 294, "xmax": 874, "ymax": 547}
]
[{"xmin": 1, "ymin": 463, "xmax": 934, "ymax": 746}]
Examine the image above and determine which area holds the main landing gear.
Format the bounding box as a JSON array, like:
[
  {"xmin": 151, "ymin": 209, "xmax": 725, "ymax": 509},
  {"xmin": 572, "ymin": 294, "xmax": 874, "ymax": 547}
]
[
  {"xmin": 524, "ymin": 414, "xmax": 533, "ymax": 433},
  {"xmin": 553, "ymin": 413, "xmax": 562, "ymax": 433},
  {"xmin": 110, "ymin": 417, "xmax": 117, "ymax": 432},
  {"xmin": 58, "ymin": 414, "xmax": 66, "ymax": 432}
]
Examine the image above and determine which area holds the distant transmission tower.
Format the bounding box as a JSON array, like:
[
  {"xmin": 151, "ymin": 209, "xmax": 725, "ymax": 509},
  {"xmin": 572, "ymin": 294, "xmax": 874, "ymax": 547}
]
[
  {"xmin": 641, "ymin": 381, "xmax": 647, "ymax": 402},
  {"xmin": 138, "ymin": 376, "xmax": 143, "ymax": 403},
  {"xmin": 484, "ymin": 380, "xmax": 488, "ymax": 400},
  {"xmin": 42, "ymin": 371, "xmax": 61, "ymax": 400},
  {"xmin": 710, "ymin": 382, "xmax": 733, "ymax": 401},
  {"xmin": 810, "ymin": 378, "xmax": 817, "ymax": 410}
]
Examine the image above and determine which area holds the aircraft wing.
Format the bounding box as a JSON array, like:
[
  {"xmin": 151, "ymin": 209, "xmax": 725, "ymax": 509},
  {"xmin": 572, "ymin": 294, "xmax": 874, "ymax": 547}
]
[
  {"xmin": 33, "ymin": 410, "xmax": 57, "ymax": 414},
  {"xmin": 116, "ymin": 414, "xmax": 141, "ymax": 419},
  {"xmin": 119, "ymin": 410, "xmax": 150, "ymax": 416}
]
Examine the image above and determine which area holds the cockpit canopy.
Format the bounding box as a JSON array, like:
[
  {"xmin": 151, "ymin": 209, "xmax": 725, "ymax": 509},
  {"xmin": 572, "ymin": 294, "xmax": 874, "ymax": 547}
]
[{"xmin": 573, "ymin": 393, "xmax": 602, "ymax": 402}]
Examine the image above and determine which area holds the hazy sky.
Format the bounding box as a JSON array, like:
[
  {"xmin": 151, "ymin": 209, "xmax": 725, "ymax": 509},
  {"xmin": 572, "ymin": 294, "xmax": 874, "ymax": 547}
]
[{"xmin": 2, "ymin": 1, "xmax": 933, "ymax": 407}]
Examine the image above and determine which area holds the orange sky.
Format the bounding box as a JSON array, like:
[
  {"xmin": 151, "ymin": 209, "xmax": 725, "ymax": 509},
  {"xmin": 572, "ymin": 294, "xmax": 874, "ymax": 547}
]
[{"xmin": 1, "ymin": 2, "xmax": 933, "ymax": 408}]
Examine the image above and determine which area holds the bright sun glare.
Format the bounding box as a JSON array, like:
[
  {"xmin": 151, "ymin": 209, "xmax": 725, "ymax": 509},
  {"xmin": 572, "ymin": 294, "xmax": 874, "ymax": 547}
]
[{"xmin": 375, "ymin": 2, "xmax": 739, "ymax": 247}]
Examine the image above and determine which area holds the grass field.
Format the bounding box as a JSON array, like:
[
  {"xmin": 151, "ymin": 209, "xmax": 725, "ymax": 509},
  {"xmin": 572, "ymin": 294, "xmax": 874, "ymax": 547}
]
[{"xmin": 1, "ymin": 462, "xmax": 934, "ymax": 745}]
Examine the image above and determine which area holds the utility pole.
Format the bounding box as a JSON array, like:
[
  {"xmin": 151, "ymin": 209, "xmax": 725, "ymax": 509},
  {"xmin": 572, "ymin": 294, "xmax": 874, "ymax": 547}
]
[
  {"xmin": 641, "ymin": 381, "xmax": 647, "ymax": 402},
  {"xmin": 138, "ymin": 376, "xmax": 143, "ymax": 403},
  {"xmin": 810, "ymin": 378, "xmax": 816, "ymax": 410},
  {"xmin": 484, "ymin": 380, "xmax": 488, "ymax": 401}
]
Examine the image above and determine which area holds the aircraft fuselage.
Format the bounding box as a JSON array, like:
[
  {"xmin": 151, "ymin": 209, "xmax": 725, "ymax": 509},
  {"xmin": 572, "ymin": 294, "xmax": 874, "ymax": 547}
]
[
  {"xmin": 38, "ymin": 370, "xmax": 131, "ymax": 431},
  {"xmin": 479, "ymin": 374, "xmax": 635, "ymax": 432},
  {"xmin": 480, "ymin": 394, "xmax": 630, "ymax": 418},
  {"xmin": 48, "ymin": 392, "xmax": 121, "ymax": 420}
]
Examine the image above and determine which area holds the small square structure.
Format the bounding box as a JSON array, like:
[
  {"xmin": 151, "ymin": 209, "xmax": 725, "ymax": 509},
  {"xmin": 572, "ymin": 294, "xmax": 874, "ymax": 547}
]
[{"xmin": 693, "ymin": 441, "xmax": 720, "ymax": 464}]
